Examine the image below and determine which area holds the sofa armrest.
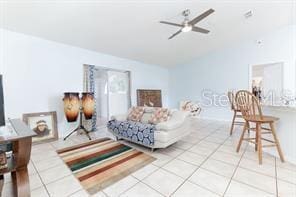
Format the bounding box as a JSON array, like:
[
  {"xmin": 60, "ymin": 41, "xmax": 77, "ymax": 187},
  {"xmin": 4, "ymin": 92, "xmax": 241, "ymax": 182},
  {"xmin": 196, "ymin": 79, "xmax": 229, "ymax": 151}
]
[
  {"xmin": 155, "ymin": 111, "xmax": 189, "ymax": 131},
  {"xmin": 110, "ymin": 114, "xmax": 128, "ymax": 121}
]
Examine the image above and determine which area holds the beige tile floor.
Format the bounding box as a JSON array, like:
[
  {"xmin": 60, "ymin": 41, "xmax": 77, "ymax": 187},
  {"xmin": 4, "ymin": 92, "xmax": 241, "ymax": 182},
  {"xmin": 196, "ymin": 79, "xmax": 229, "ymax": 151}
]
[{"xmin": 2, "ymin": 118, "xmax": 296, "ymax": 197}]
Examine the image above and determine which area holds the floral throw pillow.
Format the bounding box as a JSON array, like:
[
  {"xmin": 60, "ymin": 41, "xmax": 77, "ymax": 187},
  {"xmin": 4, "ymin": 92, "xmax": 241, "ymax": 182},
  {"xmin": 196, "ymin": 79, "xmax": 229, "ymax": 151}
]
[
  {"xmin": 127, "ymin": 107, "xmax": 145, "ymax": 122},
  {"xmin": 149, "ymin": 108, "xmax": 170, "ymax": 124}
]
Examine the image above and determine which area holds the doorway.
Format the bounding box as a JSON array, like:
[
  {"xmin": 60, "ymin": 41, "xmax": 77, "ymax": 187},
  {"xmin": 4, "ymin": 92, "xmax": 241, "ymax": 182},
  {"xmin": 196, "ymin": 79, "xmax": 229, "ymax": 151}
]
[
  {"xmin": 250, "ymin": 62, "xmax": 283, "ymax": 105},
  {"xmin": 93, "ymin": 67, "xmax": 131, "ymax": 128}
]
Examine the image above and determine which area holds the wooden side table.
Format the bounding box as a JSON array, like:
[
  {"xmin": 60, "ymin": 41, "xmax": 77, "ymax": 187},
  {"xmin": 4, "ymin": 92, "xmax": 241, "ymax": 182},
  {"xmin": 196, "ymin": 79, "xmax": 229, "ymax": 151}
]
[{"xmin": 0, "ymin": 119, "xmax": 36, "ymax": 197}]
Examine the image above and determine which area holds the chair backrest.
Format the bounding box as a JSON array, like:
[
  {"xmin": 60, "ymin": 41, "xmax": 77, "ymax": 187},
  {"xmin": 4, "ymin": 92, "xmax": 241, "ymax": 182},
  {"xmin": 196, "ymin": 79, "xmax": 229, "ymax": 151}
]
[
  {"xmin": 235, "ymin": 90, "xmax": 263, "ymax": 119},
  {"xmin": 227, "ymin": 91, "xmax": 237, "ymax": 111}
]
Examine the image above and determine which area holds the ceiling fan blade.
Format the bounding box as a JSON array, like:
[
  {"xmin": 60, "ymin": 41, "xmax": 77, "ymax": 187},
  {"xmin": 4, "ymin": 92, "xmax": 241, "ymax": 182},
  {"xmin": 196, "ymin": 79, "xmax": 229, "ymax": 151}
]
[
  {"xmin": 189, "ymin": 8, "xmax": 215, "ymax": 25},
  {"xmin": 160, "ymin": 21, "xmax": 183, "ymax": 27},
  {"xmin": 192, "ymin": 26, "xmax": 210, "ymax": 34},
  {"xmin": 168, "ymin": 30, "xmax": 182, "ymax": 39}
]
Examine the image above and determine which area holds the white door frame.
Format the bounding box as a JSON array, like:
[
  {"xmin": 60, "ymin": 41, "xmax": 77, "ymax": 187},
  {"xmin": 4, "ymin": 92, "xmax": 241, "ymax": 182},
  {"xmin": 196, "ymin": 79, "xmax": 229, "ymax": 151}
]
[{"xmin": 249, "ymin": 62, "xmax": 284, "ymax": 105}]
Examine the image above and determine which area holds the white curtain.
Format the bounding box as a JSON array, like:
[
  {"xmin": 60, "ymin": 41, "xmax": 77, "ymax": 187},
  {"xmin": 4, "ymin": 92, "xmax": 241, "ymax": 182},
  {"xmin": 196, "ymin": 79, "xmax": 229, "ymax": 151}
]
[{"xmin": 83, "ymin": 64, "xmax": 97, "ymax": 131}]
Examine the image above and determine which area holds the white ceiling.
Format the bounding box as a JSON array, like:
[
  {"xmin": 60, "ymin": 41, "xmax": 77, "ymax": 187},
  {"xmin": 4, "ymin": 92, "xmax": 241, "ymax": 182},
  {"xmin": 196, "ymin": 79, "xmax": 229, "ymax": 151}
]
[{"xmin": 0, "ymin": 0, "xmax": 295, "ymax": 67}]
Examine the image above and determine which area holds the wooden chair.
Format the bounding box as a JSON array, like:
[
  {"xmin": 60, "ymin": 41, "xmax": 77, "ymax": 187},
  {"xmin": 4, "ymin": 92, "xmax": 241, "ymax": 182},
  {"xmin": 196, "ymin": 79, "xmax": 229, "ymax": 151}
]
[
  {"xmin": 235, "ymin": 90, "xmax": 284, "ymax": 164},
  {"xmin": 228, "ymin": 91, "xmax": 245, "ymax": 135}
]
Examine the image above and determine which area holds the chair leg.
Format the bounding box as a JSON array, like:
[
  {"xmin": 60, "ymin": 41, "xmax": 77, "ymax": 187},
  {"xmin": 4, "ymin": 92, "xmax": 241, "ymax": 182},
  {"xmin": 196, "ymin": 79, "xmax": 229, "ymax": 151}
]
[
  {"xmin": 270, "ymin": 122, "xmax": 285, "ymax": 162},
  {"xmin": 236, "ymin": 121, "xmax": 247, "ymax": 153},
  {"xmin": 247, "ymin": 121, "xmax": 250, "ymax": 134},
  {"xmin": 255, "ymin": 126, "xmax": 258, "ymax": 151},
  {"xmin": 257, "ymin": 123, "xmax": 262, "ymax": 165},
  {"xmin": 230, "ymin": 111, "xmax": 237, "ymax": 135}
]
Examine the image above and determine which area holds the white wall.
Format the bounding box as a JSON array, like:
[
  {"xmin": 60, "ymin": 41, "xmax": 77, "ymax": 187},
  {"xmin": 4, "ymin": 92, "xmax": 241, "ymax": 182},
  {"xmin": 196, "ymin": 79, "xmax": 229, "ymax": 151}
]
[
  {"xmin": 0, "ymin": 28, "xmax": 169, "ymax": 137},
  {"xmin": 170, "ymin": 25, "xmax": 296, "ymax": 120}
]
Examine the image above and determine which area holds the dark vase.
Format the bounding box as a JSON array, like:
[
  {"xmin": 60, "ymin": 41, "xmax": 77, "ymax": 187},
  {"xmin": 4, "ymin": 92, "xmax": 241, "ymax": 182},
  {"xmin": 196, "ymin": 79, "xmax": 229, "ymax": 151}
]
[
  {"xmin": 82, "ymin": 92, "xmax": 95, "ymax": 119},
  {"xmin": 63, "ymin": 92, "xmax": 80, "ymax": 122}
]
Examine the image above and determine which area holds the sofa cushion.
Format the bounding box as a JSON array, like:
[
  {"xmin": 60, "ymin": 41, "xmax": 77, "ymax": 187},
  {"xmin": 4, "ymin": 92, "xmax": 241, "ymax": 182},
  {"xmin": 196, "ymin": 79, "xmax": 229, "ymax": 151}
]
[
  {"xmin": 154, "ymin": 118, "xmax": 190, "ymax": 143},
  {"xmin": 149, "ymin": 108, "xmax": 170, "ymax": 124},
  {"xmin": 127, "ymin": 107, "xmax": 144, "ymax": 122},
  {"xmin": 144, "ymin": 107, "xmax": 156, "ymax": 113},
  {"xmin": 141, "ymin": 112, "xmax": 153, "ymax": 124},
  {"xmin": 155, "ymin": 111, "xmax": 189, "ymax": 131}
]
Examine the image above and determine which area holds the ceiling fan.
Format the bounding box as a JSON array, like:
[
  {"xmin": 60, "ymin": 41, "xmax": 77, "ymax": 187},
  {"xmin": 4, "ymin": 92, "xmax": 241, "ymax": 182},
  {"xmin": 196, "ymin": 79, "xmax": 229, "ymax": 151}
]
[{"xmin": 160, "ymin": 8, "xmax": 215, "ymax": 39}]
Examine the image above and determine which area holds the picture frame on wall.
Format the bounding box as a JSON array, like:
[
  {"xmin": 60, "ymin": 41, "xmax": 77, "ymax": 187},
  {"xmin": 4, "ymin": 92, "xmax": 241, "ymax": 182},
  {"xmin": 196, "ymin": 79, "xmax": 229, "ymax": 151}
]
[
  {"xmin": 23, "ymin": 111, "xmax": 58, "ymax": 143},
  {"xmin": 137, "ymin": 89, "xmax": 162, "ymax": 107}
]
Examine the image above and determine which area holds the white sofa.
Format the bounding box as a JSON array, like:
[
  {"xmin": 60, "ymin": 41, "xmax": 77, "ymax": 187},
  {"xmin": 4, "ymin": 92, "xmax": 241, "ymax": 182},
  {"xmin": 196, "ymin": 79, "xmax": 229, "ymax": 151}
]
[{"xmin": 109, "ymin": 107, "xmax": 191, "ymax": 150}]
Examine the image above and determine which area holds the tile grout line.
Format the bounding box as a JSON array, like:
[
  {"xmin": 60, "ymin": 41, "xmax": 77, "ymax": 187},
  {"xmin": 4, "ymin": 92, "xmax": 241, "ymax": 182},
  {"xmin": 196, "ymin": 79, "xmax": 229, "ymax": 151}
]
[
  {"xmin": 122, "ymin": 124, "xmax": 225, "ymax": 197},
  {"xmin": 187, "ymin": 129, "xmax": 234, "ymax": 192},
  {"xmin": 158, "ymin": 131, "xmax": 237, "ymax": 180},
  {"xmin": 52, "ymin": 124, "xmax": 205, "ymax": 186},
  {"xmin": 232, "ymin": 147, "xmax": 277, "ymax": 172},
  {"xmin": 31, "ymin": 133, "xmax": 127, "ymax": 196},
  {"xmin": 130, "ymin": 143, "xmax": 209, "ymax": 195},
  {"xmin": 169, "ymin": 127, "xmax": 232, "ymax": 196},
  {"xmin": 150, "ymin": 126, "xmax": 219, "ymax": 165},
  {"xmin": 231, "ymin": 178, "xmax": 277, "ymax": 196},
  {"xmin": 54, "ymin": 136, "xmax": 110, "ymax": 197},
  {"xmin": 32, "ymin": 158, "xmax": 65, "ymax": 174},
  {"xmin": 225, "ymin": 148, "xmax": 279, "ymax": 195},
  {"xmin": 66, "ymin": 189, "xmax": 86, "ymax": 197},
  {"xmin": 29, "ymin": 123, "xmax": 233, "ymax": 196},
  {"xmin": 30, "ymin": 159, "xmax": 51, "ymax": 197},
  {"xmin": 31, "ymin": 142, "xmax": 59, "ymax": 165},
  {"xmin": 275, "ymin": 158, "xmax": 279, "ymax": 197},
  {"xmin": 36, "ymin": 171, "xmax": 73, "ymax": 186},
  {"xmin": 103, "ymin": 136, "xmax": 175, "ymax": 197},
  {"xmin": 234, "ymin": 164, "xmax": 276, "ymax": 179},
  {"xmin": 31, "ymin": 139, "xmax": 86, "ymax": 197},
  {"xmin": 132, "ymin": 178, "xmax": 166, "ymax": 197},
  {"xmin": 221, "ymin": 143, "xmax": 249, "ymax": 196},
  {"xmin": 112, "ymin": 179, "xmax": 139, "ymax": 197},
  {"xmin": 112, "ymin": 174, "xmax": 165, "ymax": 197},
  {"xmin": 158, "ymin": 145, "xmax": 234, "ymax": 179},
  {"xmin": 38, "ymin": 135, "xmax": 162, "ymax": 197},
  {"xmin": 130, "ymin": 166, "xmax": 161, "ymax": 191},
  {"xmin": 172, "ymin": 141, "xmax": 196, "ymax": 151},
  {"xmin": 190, "ymin": 137, "xmax": 248, "ymax": 196},
  {"xmin": 122, "ymin": 123, "xmax": 226, "ymax": 196},
  {"xmin": 66, "ymin": 189, "xmax": 83, "ymax": 197},
  {"xmin": 70, "ymin": 123, "xmax": 284, "ymax": 196}
]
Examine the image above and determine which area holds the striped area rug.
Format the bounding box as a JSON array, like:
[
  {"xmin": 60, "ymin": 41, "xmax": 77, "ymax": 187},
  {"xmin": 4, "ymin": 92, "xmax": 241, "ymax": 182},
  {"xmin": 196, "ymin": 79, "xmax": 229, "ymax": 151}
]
[{"xmin": 57, "ymin": 138, "xmax": 156, "ymax": 194}]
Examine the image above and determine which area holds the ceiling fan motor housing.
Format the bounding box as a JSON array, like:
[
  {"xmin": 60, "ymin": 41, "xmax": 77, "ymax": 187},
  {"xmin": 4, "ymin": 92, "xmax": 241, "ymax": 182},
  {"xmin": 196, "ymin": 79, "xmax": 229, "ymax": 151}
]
[{"xmin": 182, "ymin": 9, "xmax": 190, "ymax": 18}]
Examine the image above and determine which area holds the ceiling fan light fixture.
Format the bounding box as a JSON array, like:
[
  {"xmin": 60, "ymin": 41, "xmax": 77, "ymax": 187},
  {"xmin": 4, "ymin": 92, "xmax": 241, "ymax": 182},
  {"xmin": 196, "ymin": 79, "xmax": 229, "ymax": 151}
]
[
  {"xmin": 181, "ymin": 25, "xmax": 192, "ymax": 32},
  {"xmin": 160, "ymin": 8, "xmax": 214, "ymax": 39}
]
